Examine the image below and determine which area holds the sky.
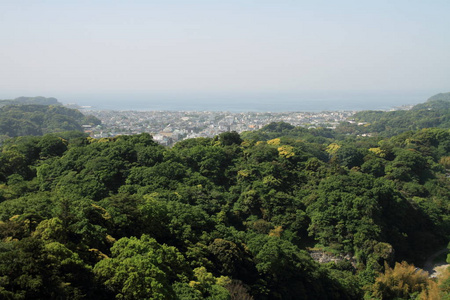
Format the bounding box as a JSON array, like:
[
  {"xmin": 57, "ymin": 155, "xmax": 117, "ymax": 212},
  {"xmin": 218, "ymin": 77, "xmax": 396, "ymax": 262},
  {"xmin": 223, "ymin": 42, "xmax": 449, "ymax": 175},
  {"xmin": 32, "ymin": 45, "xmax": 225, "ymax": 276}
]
[{"xmin": 0, "ymin": 0, "xmax": 449, "ymax": 106}]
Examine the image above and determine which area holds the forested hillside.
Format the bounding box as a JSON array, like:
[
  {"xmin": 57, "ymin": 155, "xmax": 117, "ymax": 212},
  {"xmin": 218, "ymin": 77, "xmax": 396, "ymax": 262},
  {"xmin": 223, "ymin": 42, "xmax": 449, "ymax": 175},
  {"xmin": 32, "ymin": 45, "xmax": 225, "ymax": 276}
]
[
  {"xmin": 0, "ymin": 104, "xmax": 101, "ymax": 138},
  {"xmin": 337, "ymin": 92, "xmax": 450, "ymax": 136},
  {"xmin": 0, "ymin": 96, "xmax": 61, "ymax": 107},
  {"xmin": 0, "ymin": 124, "xmax": 449, "ymax": 298},
  {"xmin": 427, "ymin": 92, "xmax": 450, "ymax": 103}
]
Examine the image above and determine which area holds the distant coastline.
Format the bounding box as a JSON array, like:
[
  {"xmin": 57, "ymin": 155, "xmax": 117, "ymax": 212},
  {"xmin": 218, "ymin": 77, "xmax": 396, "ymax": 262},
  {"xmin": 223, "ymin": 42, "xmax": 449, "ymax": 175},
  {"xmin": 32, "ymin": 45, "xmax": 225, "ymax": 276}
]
[
  {"xmin": 75, "ymin": 98, "xmax": 422, "ymax": 112},
  {"xmin": 65, "ymin": 91, "xmax": 430, "ymax": 112}
]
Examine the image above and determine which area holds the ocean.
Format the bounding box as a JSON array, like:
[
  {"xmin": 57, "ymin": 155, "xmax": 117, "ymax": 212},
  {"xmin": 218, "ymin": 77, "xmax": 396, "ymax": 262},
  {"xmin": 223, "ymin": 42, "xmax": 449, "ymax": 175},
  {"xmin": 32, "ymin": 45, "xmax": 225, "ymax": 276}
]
[{"xmin": 67, "ymin": 91, "xmax": 432, "ymax": 112}]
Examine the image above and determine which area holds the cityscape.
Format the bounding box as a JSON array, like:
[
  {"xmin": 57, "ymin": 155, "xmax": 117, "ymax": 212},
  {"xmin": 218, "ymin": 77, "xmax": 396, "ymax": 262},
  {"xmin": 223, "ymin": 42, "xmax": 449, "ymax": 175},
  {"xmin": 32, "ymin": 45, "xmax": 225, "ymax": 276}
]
[{"xmin": 82, "ymin": 106, "xmax": 412, "ymax": 145}]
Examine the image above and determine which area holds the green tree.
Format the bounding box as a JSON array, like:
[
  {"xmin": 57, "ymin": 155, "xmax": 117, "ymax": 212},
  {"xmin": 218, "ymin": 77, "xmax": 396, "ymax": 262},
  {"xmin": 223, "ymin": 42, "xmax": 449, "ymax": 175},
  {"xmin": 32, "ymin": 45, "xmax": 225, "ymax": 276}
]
[
  {"xmin": 94, "ymin": 235, "xmax": 188, "ymax": 299},
  {"xmin": 335, "ymin": 145, "xmax": 365, "ymax": 169},
  {"xmin": 218, "ymin": 131, "xmax": 242, "ymax": 146},
  {"xmin": 0, "ymin": 237, "xmax": 94, "ymax": 299}
]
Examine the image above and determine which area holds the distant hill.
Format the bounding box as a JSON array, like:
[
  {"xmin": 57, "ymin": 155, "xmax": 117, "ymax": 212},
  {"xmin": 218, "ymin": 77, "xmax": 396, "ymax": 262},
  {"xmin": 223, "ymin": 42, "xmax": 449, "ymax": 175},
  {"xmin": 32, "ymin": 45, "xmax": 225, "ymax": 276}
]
[
  {"xmin": 337, "ymin": 92, "xmax": 450, "ymax": 136},
  {"xmin": 426, "ymin": 92, "xmax": 450, "ymax": 102},
  {"xmin": 0, "ymin": 104, "xmax": 101, "ymax": 137},
  {"xmin": 0, "ymin": 96, "xmax": 61, "ymax": 107},
  {"xmin": 410, "ymin": 92, "xmax": 450, "ymax": 111}
]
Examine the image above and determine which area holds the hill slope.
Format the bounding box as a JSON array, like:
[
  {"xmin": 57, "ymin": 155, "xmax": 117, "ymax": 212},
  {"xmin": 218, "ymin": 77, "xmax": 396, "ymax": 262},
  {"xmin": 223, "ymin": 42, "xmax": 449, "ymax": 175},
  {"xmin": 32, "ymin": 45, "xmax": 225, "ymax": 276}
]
[
  {"xmin": 0, "ymin": 104, "xmax": 101, "ymax": 137},
  {"xmin": 337, "ymin": 92, "xmax": 450, "ymax": 136},
  {"xmin": 0, "ymin": 96, "xmax": 61, "ymax": 107}
]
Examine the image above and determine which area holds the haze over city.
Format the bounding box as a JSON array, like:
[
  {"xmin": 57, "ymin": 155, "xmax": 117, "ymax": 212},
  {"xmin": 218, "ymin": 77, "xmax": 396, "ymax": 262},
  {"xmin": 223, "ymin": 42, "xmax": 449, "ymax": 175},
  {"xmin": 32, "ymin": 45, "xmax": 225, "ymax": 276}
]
[{"xmin": 1, "ymin": 0, "xmax": 449, "ymax": 109}]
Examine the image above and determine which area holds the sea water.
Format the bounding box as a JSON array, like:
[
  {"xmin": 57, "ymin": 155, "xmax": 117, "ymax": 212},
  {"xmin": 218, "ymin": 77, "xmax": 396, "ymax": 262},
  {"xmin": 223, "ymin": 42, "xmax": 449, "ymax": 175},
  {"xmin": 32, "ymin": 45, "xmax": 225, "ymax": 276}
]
[{"xmin": 65, "ymin": 90, "xmax": 432, "ymax": 112}]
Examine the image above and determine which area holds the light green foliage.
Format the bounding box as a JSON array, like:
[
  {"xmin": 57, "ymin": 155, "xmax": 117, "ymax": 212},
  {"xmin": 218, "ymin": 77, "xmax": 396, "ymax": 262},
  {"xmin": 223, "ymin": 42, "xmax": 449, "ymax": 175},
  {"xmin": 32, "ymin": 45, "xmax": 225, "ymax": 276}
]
[
  {"xmin": 277, "ymin": 145, "xmax": 295, "ymax": 158},
  {"xmin": 94, "ymin": 235, "xmax": 188, "ymax": 299},
  {"xmin": 32, "ymin": 217, "xmax": 66, "ymax": 242},
  {"xmin": 189, "ymin": 267, "xmax": 231, "ymax": 300}
]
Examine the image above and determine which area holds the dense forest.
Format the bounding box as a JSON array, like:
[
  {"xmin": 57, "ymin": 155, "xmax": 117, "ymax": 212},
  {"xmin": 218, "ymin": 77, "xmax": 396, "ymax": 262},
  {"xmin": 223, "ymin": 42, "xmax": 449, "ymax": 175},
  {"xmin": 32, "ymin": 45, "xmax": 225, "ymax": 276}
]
[{"xmin": 0, "ymin": 96, "xmax": 449, "ymax": 299}]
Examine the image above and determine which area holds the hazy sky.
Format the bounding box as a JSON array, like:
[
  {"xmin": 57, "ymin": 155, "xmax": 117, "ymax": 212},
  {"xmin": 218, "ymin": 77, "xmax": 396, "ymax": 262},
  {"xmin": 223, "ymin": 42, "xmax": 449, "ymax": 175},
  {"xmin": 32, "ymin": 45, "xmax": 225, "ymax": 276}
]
[{"xmin": 1, "ymin": 0, "xmax": 449, "ymax": 103}]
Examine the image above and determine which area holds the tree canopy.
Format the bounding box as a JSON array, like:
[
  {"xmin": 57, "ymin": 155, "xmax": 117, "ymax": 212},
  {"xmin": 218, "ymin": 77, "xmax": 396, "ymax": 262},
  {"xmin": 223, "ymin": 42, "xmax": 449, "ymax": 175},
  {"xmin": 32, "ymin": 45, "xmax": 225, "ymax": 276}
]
[{"xmin": 0, "ymin": 100, "xmax": 449, "ymax": 299}]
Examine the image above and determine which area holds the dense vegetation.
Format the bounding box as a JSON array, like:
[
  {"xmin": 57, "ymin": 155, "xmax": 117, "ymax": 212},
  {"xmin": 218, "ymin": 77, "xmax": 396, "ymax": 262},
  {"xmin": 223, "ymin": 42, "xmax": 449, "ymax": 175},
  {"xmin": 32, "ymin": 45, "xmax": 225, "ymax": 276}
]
[
  {"xmin": 0, "ymin": 104, "xmax": 101, "ymax": 138},
  {"xmin": 337, "ymin": 92, "xmax": 450, "ymax": 137},
  {"xmin": 0, "ymin": 117, "xmax": 449, "ymax": 298}
]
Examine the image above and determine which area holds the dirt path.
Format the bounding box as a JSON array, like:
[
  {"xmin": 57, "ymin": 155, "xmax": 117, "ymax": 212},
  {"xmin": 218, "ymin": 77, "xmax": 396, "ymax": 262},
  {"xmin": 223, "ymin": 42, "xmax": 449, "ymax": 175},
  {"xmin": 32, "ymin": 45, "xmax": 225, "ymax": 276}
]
[{"xmin": 423, "ymin": 247, "xmax": 449, "ymax": 278}]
